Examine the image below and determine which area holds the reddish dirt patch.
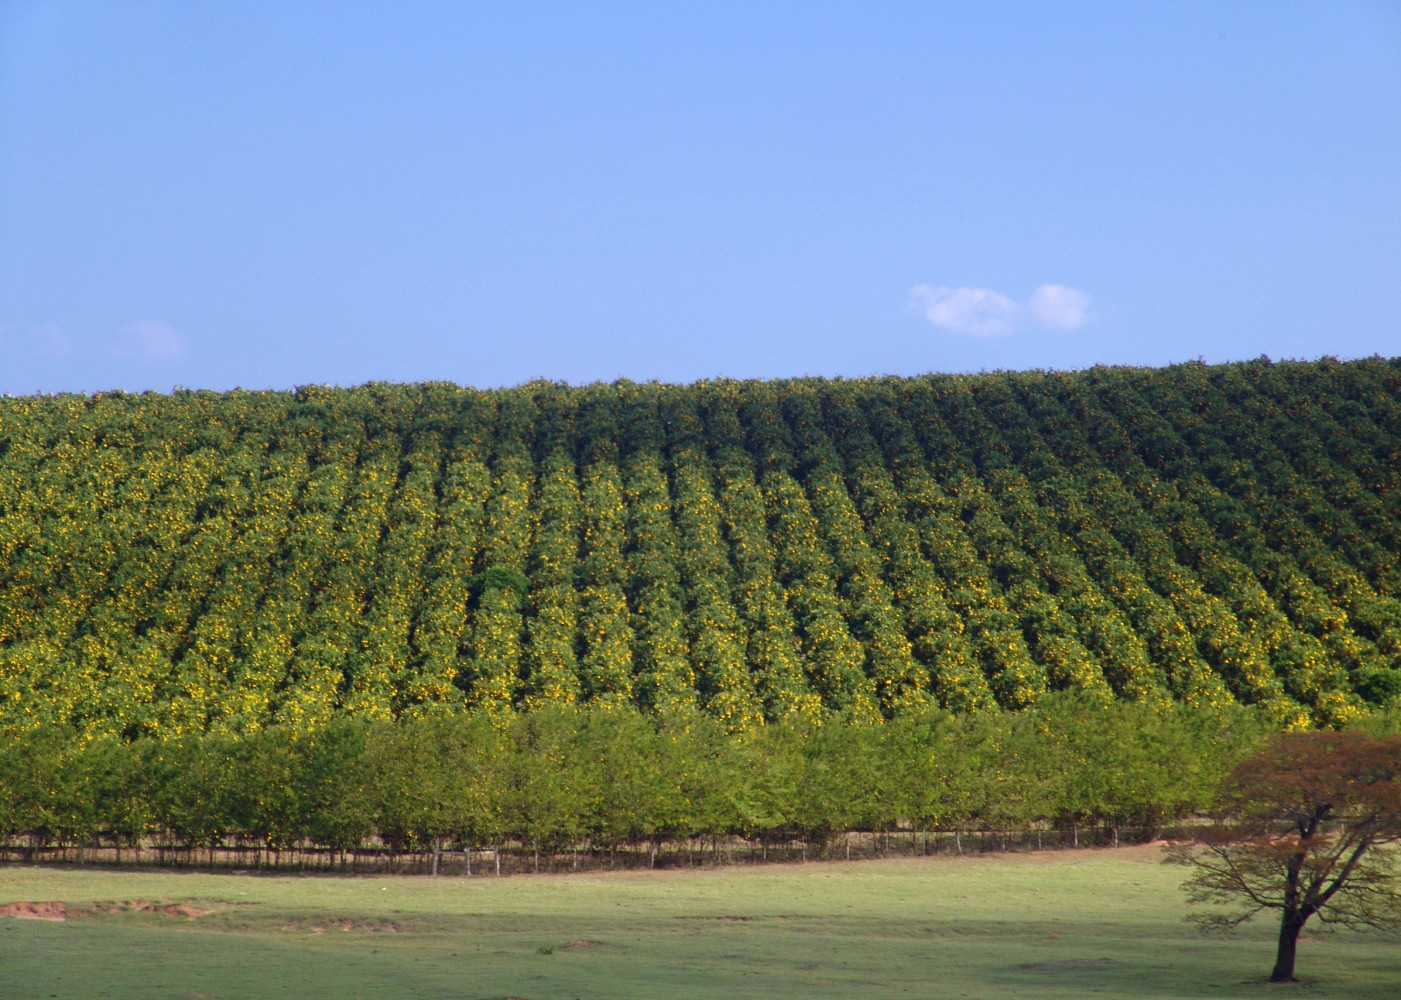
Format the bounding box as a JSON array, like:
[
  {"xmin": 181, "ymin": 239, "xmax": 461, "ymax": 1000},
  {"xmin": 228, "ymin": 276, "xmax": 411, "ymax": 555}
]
[
  {"xmin": 88, "ymin": 899, "xmax": 215, "ymax": 919},
  {"xmin": 99, "ymin": 900, "xmax": 216, "ymax": 918},
  {"xmin": 1020, "ymin": 842, "xmax": 1170, "ymax": 863},
  {"xmin": 0, "ymin": 901, "xmax": 68, "ymax": 921},
  {"xmin": 0, "ymin": 899, "xmax": 216, "ymax": 922}
]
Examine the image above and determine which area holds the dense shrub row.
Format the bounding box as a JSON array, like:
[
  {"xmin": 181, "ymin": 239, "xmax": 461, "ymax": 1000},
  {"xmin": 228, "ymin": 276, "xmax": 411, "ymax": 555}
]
[{"xmin": 0, "ymin": 697, "xmax": 1265, "ymax": 864}]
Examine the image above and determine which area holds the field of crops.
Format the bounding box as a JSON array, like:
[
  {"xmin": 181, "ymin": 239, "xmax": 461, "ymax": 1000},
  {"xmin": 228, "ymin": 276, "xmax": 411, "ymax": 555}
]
[{"xmin": 1, "ymin": 357, "xmax": 1397, "ymax": 738}]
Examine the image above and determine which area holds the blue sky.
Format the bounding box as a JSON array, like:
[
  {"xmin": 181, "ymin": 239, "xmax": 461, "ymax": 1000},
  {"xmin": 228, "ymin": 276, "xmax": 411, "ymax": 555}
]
[{"xmin": 2, "ymin": 1, "xmax": 1398, "ymax": 395}]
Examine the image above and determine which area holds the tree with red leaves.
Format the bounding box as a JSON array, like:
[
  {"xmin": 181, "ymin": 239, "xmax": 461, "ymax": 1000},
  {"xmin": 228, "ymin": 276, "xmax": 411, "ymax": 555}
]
[{"xmin": 1166, "ymin": 732, "xmax": 1401, "ymax": 983}]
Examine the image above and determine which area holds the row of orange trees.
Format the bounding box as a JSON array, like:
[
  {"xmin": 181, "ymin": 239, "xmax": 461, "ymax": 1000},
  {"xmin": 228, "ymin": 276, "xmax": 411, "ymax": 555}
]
[
  {"xmin": 0, "ymin": 358, "xmax": 1397, "ymax": 736},
  {"xmin": 0, "ymin": 696, "xmax": 1264, "ymax": 861}
]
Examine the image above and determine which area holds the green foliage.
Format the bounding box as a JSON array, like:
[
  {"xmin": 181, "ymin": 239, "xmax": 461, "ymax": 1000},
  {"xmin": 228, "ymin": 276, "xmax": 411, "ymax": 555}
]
[
  {"xmin": 1356, "ymin": 667, "xmax": 1401, "ymax": 707},
  {"xmin": 0, "ymin": 702, "xmax": 1256, "ymax": 858},
  {"xmin": 0, "ymin": 358, "xmax": 1395, "ymax": 733},
  {"xmin": 470, "ymin": 564, "xmax": 530, "ymax": 603}
]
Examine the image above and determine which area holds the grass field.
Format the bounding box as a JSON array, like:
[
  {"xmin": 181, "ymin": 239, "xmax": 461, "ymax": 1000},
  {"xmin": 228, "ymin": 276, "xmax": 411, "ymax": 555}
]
[{"xmin": 1, "ymin": 846, "xmax": 1396, "ymax": 999}]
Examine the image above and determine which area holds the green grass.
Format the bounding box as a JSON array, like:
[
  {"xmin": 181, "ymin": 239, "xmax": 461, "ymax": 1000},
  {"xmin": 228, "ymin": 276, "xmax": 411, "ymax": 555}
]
[{"xmin": 1, "ymin": 846, "xmax": 1396, "ymax": 999}]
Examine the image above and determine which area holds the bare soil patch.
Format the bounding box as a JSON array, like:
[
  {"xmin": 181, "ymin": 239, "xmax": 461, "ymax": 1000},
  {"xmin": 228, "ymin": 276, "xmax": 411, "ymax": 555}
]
[
  {"xmin": 1017, "ymin": 840, "xmax": 1170, "ymax": 864},
  {"xmin": 0, "ymin": 899, "xmax": 217, "ymax": 922},
  {"xmin": 0, "ymin": 900, "xmax": 69, "ymax": 921}
]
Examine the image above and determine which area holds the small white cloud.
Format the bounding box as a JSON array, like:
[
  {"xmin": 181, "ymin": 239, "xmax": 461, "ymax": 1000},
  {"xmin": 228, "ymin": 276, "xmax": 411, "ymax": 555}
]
[
  {"xmin": 1027, "ymin": 284, "xmax": 1092, "ymax": 329},
  {"xmin": 910, "ymin": 284, "xmax": 1020, "ymax": 337},
  {"xmin": 112, "ymin": 320, "xmax": 187, "ymax": 361},
  {"xmin": 911, "ymin": 283, "xmax": 1093, "ymax": 335}
]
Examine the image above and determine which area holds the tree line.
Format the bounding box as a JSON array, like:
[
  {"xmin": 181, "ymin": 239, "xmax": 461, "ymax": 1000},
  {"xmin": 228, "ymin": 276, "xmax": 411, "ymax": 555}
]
[
  {"xmin": 0, "ymin": 357, "xmax": 1397, "ymax": 737},
  {"xmin": 0, "ymin": 696, "xmax": 1265, "ymax": 866}
]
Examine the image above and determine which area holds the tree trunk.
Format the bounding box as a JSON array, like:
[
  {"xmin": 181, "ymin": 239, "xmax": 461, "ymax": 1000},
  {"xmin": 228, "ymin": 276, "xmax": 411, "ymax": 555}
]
[{"xmin": 1270, "ymin": 914, "xmax": 1304, "ymax": 983}]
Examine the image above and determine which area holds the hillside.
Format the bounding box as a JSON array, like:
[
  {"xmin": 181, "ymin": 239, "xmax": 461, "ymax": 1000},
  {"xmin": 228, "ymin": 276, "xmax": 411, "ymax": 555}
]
[{"xmin": 0, "ymin": 357, "xmax": 1397, "ymax": 738}]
